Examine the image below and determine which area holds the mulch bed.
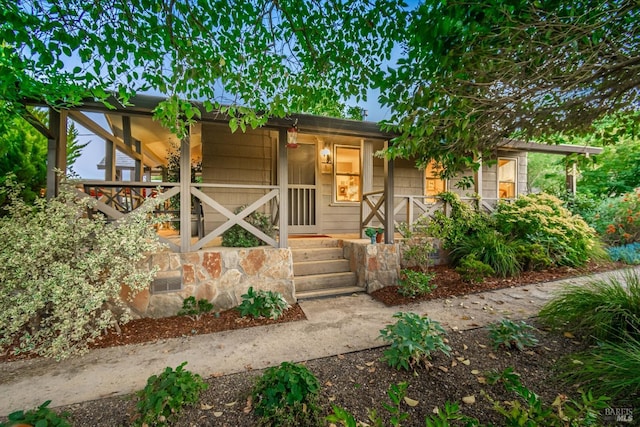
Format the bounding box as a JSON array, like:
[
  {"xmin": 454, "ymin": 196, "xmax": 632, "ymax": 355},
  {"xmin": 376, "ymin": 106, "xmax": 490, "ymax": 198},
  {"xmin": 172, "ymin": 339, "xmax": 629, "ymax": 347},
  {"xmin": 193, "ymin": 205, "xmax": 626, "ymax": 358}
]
[
  {"xmin": 0, "ymin": 305, "xmax": 306, "ymax": 363},
  {"xmin": 1, "ymin": 261, "xmax": 626, "ymax": 363},
  {"xmin": 370, "ymin": 261, "xmax": 627, "ymax": 306}
]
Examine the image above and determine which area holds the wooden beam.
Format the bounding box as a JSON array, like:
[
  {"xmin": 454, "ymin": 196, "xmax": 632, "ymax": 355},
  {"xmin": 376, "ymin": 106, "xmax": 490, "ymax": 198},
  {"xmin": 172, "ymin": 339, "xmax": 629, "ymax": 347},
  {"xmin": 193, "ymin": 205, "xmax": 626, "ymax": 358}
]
[
  {"xmin": 180, "ymin": 133, "xmax": 192, "ymax": 252},
  {"xmin": 383, "ymin": 140, "xmax": 395, "ymax": 244},
  {"xmin": 566, "ymin": 159, "xmax": 577, "ymax": 196},
  {"xmin": 105, "ymin": 138, "xmax": 116, "ymax": 181},
  {"xmin": 278, "ymin": 128, "xmax": 289, "ymax": 248},
  {"xmin": 46, "ymin": 109, "xmax": 67, "ymax": 197},
  {"xmin": 23, "ymin": 110, "xmax": 54, "ymax": 139},
  {"xmin": 474, "ymin": 155, "xmax": 483, "ymax": 208}
]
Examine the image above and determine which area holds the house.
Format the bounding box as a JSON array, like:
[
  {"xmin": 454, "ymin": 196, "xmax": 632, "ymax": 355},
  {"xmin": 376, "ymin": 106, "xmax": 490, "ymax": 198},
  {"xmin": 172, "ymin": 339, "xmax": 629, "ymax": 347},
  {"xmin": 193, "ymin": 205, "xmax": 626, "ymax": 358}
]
[{"xmin": 27, "ymin": 95, "xmax": 602, "ymax": 317}]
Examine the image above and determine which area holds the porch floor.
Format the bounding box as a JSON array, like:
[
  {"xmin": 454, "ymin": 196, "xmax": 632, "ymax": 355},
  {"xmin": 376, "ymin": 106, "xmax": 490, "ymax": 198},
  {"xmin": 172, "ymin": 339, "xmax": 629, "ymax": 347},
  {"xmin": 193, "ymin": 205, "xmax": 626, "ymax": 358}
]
[{"xmin": 157, "ymin": 230, "xmax": 365, "ymax": 249}]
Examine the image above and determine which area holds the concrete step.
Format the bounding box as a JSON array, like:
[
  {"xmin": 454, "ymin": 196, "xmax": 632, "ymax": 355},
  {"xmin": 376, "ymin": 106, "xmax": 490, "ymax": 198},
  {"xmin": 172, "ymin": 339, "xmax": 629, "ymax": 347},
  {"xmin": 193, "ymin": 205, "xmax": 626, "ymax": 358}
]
[
  {"xmin": 292, "ymin": 247, "xmax": 345, "ymax": 262},
  {"xmin": 288, "ymin": 238, "xmax": 341, "ymax": 249},
  {"xmin": 296, "ymin": 286, "xmax": 365, "ymax": 300},
  {"xmin": 294, "ymin": 259, "xmax": 351, "ymax": 276},
  {"xmin": 295, "ymin": 272, "xmax": 357, "ymax": 292}
]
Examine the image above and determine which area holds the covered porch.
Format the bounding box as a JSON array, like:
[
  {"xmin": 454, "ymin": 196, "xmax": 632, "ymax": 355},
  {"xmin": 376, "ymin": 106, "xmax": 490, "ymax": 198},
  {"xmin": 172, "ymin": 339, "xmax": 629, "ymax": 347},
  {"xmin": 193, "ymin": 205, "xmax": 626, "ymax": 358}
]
[{"xmin": 35, "ymin": 95, "xmax": 398, "ymax": 253}]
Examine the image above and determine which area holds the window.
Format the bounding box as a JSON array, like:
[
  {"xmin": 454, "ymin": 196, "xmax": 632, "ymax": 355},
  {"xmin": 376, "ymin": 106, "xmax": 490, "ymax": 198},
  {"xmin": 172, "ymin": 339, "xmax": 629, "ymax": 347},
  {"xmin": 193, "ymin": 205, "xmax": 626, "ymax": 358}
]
[
  {"xmin": 424, "ymin": 160, "xmax": 446, "ymax": 202},
  {"xmin": 498, "ymin": 158, "xmax": 517, "ymax": 198},
  {"xmin": 334, "ymin": 145, "xmax": 361, "ymax": 202}
]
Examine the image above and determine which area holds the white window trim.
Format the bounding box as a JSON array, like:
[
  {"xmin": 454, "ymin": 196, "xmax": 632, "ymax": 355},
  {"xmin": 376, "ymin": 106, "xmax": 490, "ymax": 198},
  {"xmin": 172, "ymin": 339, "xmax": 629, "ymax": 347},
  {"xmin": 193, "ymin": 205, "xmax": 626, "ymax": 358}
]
[
  {"xmin": 497, "ymin": 157, "xmax": 518, "ymax": 199},
  {"xmin": 333, "ymin": 144, "xmax": 362, "ymax": 204}
]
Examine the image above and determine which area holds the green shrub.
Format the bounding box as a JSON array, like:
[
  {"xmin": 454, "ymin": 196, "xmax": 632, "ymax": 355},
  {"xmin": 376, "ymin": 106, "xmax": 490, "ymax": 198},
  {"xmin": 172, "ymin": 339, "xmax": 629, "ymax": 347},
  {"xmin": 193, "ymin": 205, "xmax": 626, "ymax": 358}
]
[
  {"xmin": 494, "ymin": 193, "xmax": 599, "ymax": 267},
  {"xmin": 0, "ymin": 180, "xmax": 163, "ymax": 360},
  {"xmin": 134, "ymin": 362, "xmax": 208, "ymax": 427},
  {"xmin": 449, "ymin": 230, "xmax": 521, "ymax": 277},
  {"xmin": 397, "ymin": 269, "xmax": 436, "ymax": 297},
  {"xmin": 425, "ymin": 192, "xmax": 490, "ymax": 250},
  {"xmin": 237, "ymin": 287, "xmax": 290, "ymax": 320},
  {"xmin": 177, "ymin": 296, "xmax": 214, "ymax": 320},
  {"xmin": 251, "ymin": 362, "xmax": 321, "ymax": 427},
  {"xmin": 455, "ymin": 255, "xmax": 495, "ymax": 284},
  {"xmin": 591, "ymin": 188, "xmax": 640, "ymax": 245},
  {"xmin": 487, "ymin": 319, "xmax": 539, "ymax": 351},
  {"xmin": 221, "ymin": 205, "xmax": 275, "ymax": 247},
  {"xmin": 379, "ymin": 312, "xmax": 451, "ymax": 371},
  {"xmin": 539, "ymin": 272, "xmax": 640, "ymax": 342},
  {"xmin": 513, "ymin": 241, "xmax": 553, "ymax": 271},
  {"xmin": 2, "ymin": 400, "xmax": 71, "ymax": 427},
  {"xmin": 559, "ymin": 332, "xmax": 640, "ymax": 401}
]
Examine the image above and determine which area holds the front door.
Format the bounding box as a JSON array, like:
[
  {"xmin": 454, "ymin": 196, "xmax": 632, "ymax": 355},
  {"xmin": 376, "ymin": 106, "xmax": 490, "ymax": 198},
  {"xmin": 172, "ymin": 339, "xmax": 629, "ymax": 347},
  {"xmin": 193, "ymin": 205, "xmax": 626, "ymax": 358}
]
[{"xmin": 288, "ymin": 142, "xmax": 318, "ymax": 234}]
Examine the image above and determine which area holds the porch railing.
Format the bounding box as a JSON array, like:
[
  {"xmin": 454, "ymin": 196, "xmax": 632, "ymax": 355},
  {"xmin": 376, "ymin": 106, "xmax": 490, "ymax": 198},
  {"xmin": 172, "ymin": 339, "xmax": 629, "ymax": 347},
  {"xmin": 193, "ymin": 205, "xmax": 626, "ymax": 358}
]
[
  {"xmin": 75, "ymin": 180, "xmax": 281, "ymax": 252},
  {"xmin": 360, "ymin": 191, "xmax": 502, "ymax": 236},
  {"xmin": 288, "ymin": 185, "xmax": 316, "ymax": 227}
]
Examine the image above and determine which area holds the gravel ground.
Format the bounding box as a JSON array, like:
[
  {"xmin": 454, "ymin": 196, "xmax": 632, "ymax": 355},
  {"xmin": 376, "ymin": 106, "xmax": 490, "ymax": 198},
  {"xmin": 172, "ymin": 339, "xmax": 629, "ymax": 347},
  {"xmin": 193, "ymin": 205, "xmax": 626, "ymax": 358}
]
[{"xmin": 58, "ymin": 321, "xmax": 611, "ymax": 426}]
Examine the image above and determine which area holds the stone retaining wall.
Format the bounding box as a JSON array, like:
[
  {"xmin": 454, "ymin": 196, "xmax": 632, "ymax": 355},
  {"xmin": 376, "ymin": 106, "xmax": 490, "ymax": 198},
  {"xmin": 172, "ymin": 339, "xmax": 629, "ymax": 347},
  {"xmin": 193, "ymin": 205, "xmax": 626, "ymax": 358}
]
[
  {"xmin": 123, "ymin": 247, "xmax": 295, "ymax": 318},
  {"xmin": 343, "ymin": 241, "xmax": 401, "ymax": 293}
]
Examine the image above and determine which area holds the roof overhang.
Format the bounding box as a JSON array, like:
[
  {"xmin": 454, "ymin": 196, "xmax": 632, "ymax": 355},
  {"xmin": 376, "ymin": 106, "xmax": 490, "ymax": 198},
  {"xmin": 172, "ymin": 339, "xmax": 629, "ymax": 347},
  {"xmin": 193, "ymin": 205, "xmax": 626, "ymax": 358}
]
[
  {"xmin": 63, "ymin": 94, "xmax": 393, "ymax": 141},
  {"xmin": 25, "ymin": 94, "xmax": 603, "ymax": 157},
  {"xmin": 501, "ymin": 140, "xmax": 603, "ymax": 155}
]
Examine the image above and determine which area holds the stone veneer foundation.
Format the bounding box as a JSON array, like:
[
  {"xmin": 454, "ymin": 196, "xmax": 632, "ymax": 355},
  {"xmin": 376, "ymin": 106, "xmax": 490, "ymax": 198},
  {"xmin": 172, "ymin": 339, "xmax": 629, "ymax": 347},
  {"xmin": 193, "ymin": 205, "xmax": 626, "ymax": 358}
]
[
  {"xmin": 123, "ymin": 247, "xmax": 295, "ymax": 318},
  {"xmin": 343, "ymin": 241, "xmax": 402, "ymax": 293}
]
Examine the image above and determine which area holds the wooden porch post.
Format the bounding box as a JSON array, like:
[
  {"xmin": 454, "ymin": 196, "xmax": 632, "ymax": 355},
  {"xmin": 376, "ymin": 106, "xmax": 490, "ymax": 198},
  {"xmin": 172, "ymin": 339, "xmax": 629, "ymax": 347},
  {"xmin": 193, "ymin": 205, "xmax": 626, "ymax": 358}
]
[
  {"xmin": 362, "ymin": 139, "xmax": 373, "ymax": 237},
  {"xmin": 134, "ymin": 139, "xmax": 143, "ymax": 181},
  {"xmin": 180, "ymin": 131, "xmax": 192, "ymax": 252},
  {"xmin": 566, "ymin": 158, "xmax": 577, "ymax": 196},
  {"xmin": 46, "ymin": 110, "xmax": 57, "ymax": 199},
  {"xmin": 105, "ymin": 138, "xmax": 116, "ymax": 181},
  {"xmin": 46, "ymin": 109, "xmax": 67, "ymax": 198},
  {"xmin": 474, "ymin": 155, "xmax": 483, "ymax": 209},
  {"xmin": 278, "ymin": 128, "xmax": 289, "ymax": 248},
  {"xmin": 383, "ymin": 140, "xmax": 395, "ymax": 244}
]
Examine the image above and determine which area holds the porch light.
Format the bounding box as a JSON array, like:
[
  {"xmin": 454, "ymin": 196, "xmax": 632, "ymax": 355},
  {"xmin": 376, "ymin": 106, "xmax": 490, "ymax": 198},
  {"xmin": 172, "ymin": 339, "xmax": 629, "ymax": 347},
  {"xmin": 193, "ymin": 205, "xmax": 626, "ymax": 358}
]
[
  {"xmin": 286, "ymin": 124, "xmax": 298, "ymax": 148},
  {"xmin": 320, "ymin": 146, "xmax": 332, "ymax": 164}
]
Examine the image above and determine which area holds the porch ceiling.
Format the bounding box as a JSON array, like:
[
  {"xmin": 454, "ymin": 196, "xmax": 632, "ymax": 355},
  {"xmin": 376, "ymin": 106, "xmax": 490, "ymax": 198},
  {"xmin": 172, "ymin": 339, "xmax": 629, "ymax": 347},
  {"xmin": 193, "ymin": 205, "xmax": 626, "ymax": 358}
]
[{"xmin": 105, "ymin": 114, "xmax": 202, "ymax": 167}]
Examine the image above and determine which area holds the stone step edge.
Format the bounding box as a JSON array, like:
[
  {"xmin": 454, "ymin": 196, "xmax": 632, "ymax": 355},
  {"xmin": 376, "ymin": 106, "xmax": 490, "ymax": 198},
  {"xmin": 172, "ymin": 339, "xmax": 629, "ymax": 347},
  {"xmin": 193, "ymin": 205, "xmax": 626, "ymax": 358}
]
[{"xmin": 296, "ymin": 286, "xmax": 365, "ymax": 300}]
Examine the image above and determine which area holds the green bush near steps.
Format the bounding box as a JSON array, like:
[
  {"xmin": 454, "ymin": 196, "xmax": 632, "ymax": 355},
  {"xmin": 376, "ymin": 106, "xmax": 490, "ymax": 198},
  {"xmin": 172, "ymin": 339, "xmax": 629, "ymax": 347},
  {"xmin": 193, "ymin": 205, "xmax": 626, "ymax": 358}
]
[
  {"xmin": 237, "ymin": 287, "xmax": 290, "ymax": 320},
  {"xmin": 251, "ymin": 361, "xmax": 322, "ymax": 427}
]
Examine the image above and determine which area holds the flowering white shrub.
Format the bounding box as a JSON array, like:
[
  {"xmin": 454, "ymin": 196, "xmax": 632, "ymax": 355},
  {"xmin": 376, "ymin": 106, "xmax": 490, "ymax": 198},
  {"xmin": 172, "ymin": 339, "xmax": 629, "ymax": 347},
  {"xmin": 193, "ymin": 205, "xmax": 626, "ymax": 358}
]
[{"xmin": 0, "ymin": 180, "xmax": 164, "ymax": 360}]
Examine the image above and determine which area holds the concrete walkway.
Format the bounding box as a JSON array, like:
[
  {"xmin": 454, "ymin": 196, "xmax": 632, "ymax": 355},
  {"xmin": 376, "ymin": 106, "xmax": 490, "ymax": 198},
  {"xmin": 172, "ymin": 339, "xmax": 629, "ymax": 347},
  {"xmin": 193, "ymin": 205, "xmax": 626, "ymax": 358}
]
[{"xmin": 1, "ymin": 267, "xmax": 637, "ymax": 416}]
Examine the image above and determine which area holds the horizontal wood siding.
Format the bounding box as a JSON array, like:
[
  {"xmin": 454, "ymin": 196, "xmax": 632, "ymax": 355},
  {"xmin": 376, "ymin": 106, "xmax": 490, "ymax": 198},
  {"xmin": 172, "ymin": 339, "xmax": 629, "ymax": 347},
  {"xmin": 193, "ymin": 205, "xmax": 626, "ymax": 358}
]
[{"xmin": 201, "ymin": 124, "xmax": 276, "ymax": 232}]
